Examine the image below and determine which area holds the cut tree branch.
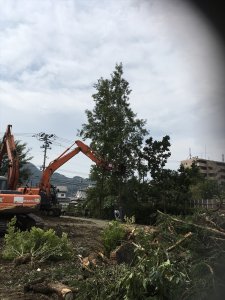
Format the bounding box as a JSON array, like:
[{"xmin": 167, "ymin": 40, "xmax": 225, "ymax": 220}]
[
  {"xmin": 167, "ymin": 232, "xmax": 193, "ymax": 252},
  {"xmin": 157, "ymin": 210, "xmax": 225, "ymax": 239}
]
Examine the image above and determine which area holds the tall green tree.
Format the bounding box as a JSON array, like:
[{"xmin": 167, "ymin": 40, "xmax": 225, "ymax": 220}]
[{"xmin": 79, "ymin": 63, "xmax": 148, "ymax": 216}]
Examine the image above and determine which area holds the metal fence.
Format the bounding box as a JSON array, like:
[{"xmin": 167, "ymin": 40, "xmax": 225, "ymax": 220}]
[{"xmin": 189, "ymin": 198, "xmax": 225, "ymax": 210}]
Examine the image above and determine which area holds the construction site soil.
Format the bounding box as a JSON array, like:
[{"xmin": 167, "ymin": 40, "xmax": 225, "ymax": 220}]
[{"xmin": 0, "ymin": 216, "xmax": 108, "ymax": 300}]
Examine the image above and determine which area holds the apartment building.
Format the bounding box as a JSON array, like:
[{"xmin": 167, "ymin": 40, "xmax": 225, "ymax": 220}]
[{"xmin": 181, "ymin": 157, "xmax": 225, "ymax": 184}]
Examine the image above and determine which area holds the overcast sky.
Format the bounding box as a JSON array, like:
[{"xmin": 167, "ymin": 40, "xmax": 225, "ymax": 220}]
[{"xmin": 0, "ymin": 0, "xmax": 225, "ymax": 179}]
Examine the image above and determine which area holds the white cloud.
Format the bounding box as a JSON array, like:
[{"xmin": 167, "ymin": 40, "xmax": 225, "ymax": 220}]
[{"xmin": 0, "ymin": 0, "xmax": 224, "ymax": 176}]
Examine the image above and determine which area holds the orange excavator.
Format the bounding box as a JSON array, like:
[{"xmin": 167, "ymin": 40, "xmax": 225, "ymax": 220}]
[
  {"xmin": 19, "ymin": 140, "xmax": 113, "ymax": 216},
  {"xmin": 0, "ymin": 125, "xmax": 42, "ymax": 233}
]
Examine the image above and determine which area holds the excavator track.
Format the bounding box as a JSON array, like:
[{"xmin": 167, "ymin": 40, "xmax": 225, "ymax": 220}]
[
  {"xmin": 16, "ymin": 213, "xmax": 45, "ymax": 231},
  {"xmin": 0, "ymin": 213, "xmax": 45, "ymax": 236},
  {"xmin": 28, "ymin": 213, "xmax": 45, "ymax": 228},
  {"xmin": 0, "ymin": 219, "xmax": 8, "ymax": 236}
]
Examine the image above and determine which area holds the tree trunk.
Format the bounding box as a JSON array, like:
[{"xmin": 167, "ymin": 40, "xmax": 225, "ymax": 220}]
[
  {"xmin": 24, "ymin": 280, "xmax": 74, "ymax": 300},
  {"xmin": 47, "ymin": 282, "xmax": 74, "ymax": 300}
]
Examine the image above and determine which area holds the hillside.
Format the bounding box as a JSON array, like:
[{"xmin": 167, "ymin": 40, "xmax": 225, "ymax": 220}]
[{"xmin": 23, "ymin": 163, "xmax": 92, "ymax": 196}]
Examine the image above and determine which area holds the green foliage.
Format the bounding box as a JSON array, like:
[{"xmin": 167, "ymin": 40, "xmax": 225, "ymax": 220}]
[
  {"xmin": 108, "ymin": 211, "xmax": 225, "ymax": 299},
  {"xmin": 2, "ymin": 217, "xmax": 72, "ymax": 262},
  {"xmin": 142, "ymin": 135, "xmax": 171, "ymax": 179},
  {"xmin": 118, "ymin": 258, "xmax": 186, "ymax": 300},
  {"xmin": 146, "ymin": 163, "xmax": 204, "ymax": 214},
  {"xmin": 102, "ymin": 220, "xmax": 127, "ymax": 254},
  {"xmin": 79, "ymin": 63, "xmax": 148, "ymax": 170},
  {"xmin": 155, "ymin": 211, "xmax": 225, "ymax": 299},
  {"xmin": 114, "ymin": 228, "xmax": 187, "ymax": 300},
  {"xmin": 78, "ymin": 63, "xmax": 148, "ymax": 217},
  {"xmin": 76, "ymin": 264, "xmax": 129, "ymax": 300}
]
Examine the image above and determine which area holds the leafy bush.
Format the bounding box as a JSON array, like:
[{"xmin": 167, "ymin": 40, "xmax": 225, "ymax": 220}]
[
  {"xmin": 2, "ymin": 217, "xmax": 72, "ymax": 262},
  {"xmin": 102, "ymin": 221, "xmax": 126, "ymax": 255},
  {"xmin": 76, "ymin": 264, "xmax": 129, "ymax": 300}
]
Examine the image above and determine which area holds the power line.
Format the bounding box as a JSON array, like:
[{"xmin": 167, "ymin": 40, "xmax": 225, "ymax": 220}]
[
  {"xmin": 0, "ymin": 132, "xmax": 75, "ymax": 143},
  {"xmin": 51, "ymin": 141, "xmax": 67, "ymax": 148},
  {"xmin": 55, "ymin": 136, "xmax": 74, "ymax": 144}
]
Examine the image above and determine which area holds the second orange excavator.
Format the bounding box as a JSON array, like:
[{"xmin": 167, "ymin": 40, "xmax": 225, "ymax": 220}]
[
  {"xmin": 0, "ymin": 125, "xmax": 42, "ymax": 233},
  {"xmin": 19, "ymin": 140, "xmax": 113, "ymax": 216}
]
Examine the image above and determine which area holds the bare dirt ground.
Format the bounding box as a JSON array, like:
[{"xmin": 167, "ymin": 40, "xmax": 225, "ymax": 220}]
[{"xmin": 0, "ymin": 216, "xmax": 108, "ymax": 300}]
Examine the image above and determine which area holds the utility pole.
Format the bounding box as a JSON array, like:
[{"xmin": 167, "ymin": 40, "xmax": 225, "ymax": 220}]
[{"xmin": 33, "ymin": 132, "xmax": 56, "ymax": 171}]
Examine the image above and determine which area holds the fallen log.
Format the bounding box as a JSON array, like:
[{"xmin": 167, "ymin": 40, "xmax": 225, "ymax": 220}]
[
  {"xmin": 47, "ymin": 282, "xmax": 74, "ymax": 300},
  {"xmin": 24, "ymin": 280, "xmax": 75, "ymax": 300}
]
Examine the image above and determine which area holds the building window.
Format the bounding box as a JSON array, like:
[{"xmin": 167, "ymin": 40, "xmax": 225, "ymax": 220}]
[
  {"xmin": 200, "ymin": 166, "xmax": 207, "ymax": 170},
  {"xmin": 198, "ymin": 159, "xmax": 206, "ymax": 164},
  {"xmin": 208, "ymin": 173, "xmax": 216, "ymax": 177},
  {"xmin": 217, "ymin": 162, "xmax": 225, "ymax": 167}
]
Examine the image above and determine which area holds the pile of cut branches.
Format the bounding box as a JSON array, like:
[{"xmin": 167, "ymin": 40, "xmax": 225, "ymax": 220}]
[
  {"xmin": 149, "ymin": 210, "xmax": 225, "ymax": 299},
  {"xmin": 75, "ymin": 210, "xmax": 225, "ymax": 300}
]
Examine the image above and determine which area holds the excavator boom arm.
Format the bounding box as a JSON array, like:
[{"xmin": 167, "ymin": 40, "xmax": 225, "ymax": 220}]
[
  {"xmin": 0, "ymin": 125, "xmax": 19, "ymax": 190},
  {"xmin": 75, "ymin": 140, "xmax": 111, "ymax": 169},
  {"xmin": 40, "ymin": 146, "xmax": 81, "ymax": 192},
  {"xmin": 39, "ymin": 140, "xmax": 112, "ymax": 195}
]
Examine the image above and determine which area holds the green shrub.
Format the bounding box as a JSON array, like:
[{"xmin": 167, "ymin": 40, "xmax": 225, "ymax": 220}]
[
  {"xmin": 76, "ymin": 264, "xmax": 129, "ymax": 300},
  {"xmin": 102, "ymin": 221, "xmax": 126, "ymax": 255},
  {"xmin": 124, "ymin": 215, "xmax": 135, "ymax": 225},
  {"xmin": 2, "ymin": 217, "xmax": 72, "ymax": 262}
]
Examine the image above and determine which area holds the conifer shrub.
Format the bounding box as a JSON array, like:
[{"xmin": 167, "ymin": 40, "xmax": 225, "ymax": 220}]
[{"xmin": 2, "ymin": 217, "xmax": 72, "ymax": 262}]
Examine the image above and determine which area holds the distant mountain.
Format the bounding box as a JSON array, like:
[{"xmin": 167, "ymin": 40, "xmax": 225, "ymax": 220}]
[{"xmin": 23, "ymin": 163, "xmax": 92, "ymax": 196}]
